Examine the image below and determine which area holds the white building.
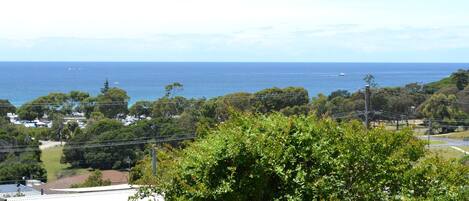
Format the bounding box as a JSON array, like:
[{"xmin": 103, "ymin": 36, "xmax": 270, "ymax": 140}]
[
  {"xmin": 5, "ymin": 185, "xmax": 163, "ymax": 201},
  {"xmin": 0, "ymin": 184, "xmax": 41, "ymax": 199}
]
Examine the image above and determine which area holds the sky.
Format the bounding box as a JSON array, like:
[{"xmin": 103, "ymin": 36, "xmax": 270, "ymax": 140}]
[{"xmin": 0, "ymin": 0, "xmax": 468, "ymax": 62}]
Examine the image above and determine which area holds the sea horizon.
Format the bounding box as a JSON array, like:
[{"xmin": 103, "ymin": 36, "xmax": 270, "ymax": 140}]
[{"xmin": 1, "ymin": 61, "xmax": 468, "ymax": 106}]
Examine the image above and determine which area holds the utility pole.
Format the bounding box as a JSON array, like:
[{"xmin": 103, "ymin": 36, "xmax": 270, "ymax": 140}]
[
  {"xmin": 396, "ymin": 117, "xmax": 399, "ymax": 130},
  {"xmin": 364, "ymin": 85, "xmax": 371, "ymax": 129},
  {"xmin": 151, "ymin": 125, "xmax": 157, "ymax": 176},
  {"xmin": 406, "ymin": 115, "xmax": 409, "ymax": 127},
  {"xmin": 428, "ymin": 119, "xmax": 433, "ymax": 147},
  {"xmin": 151, "ymin": 146, "xmax": 157, "ymax": 176}
]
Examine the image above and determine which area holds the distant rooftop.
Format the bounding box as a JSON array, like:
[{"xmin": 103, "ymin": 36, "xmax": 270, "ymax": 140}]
[
  {"xmin": 0, "ymin": 184, "xmax": 41, "ymax": 198},
  {"xmin": 4, "ymin": 189, "xmax": 163, "ymax": 201}
]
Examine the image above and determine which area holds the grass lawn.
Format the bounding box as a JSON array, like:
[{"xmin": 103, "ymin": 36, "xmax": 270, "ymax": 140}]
[
  {"xmin": 41, "ymin": 146, "xmax": 89, "ymax": 182},
  {"xmin": 427, "ymin": 147, "xmax": 466, "ymax": 160},
  {"xmin": 458, "ymin": 146, "xmax": 469, "ymax": 152},
  {"xmin": 433, "ymin": 131, "xmax": 469, "ymax": 140},
  {"xmin": 428, "ymin": 140, "xmax": 447, "ymax": 145}
]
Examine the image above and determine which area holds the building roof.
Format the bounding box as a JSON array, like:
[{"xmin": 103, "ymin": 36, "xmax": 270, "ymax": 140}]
[
  {"xmin": 0, "ymin": 184, "xmax": 41, "ymax": 198},
  {"xmin": 5, "ymin": 189, "xmax": 163, "ymax": 201}
]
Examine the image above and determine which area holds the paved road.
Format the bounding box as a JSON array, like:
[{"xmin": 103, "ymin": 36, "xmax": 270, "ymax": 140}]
[{"xmin": 417, "ymin": 135, "xmax": 469, "ymax": 147}]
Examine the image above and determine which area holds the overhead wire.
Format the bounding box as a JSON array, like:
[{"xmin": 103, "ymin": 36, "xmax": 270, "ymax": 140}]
[{"xmin": 0, "ymin": 134, "xmax": 196, "ymax": 153}]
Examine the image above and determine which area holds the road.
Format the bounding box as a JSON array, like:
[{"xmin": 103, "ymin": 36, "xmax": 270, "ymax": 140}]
[
  {"xmin": 417, "ymin": 135, "xmax": 469, "ymax": 155},
  {"xmin": 417, "ymin": 135, "xmax": 469, "ymax": 147}
]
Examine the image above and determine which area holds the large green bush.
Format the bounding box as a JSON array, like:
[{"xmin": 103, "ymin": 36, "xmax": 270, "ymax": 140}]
[
  {"xmin": 130, "ymin": 114, "xmax": 469, "ymax": 200},
  {"xmin": 0, "ymin": 123, "xmax": 47, "ymax": 183},
  {"xmin": 62, "ymin": 117, "xmax": 189, "ymax": 170}
]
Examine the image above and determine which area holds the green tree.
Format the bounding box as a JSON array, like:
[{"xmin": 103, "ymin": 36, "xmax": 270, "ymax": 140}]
[
  {"xmin": 253, "ymin": 87, "xmax": 309, "ymax": 114},
  {"xmin": 363, "ymin": 74, "xmax": 377, "ymax": 87},
  {"xmin": 62, "ymin": 121, "xmax": 80, "ymax": 141},
  {"xmin": 0, "ymin": 161, "xmax": 47, "ymax": 183},
  {"xmin": 420, "ymin": 93, "xmax": 464, "ymax": 120},
  {"xmin": 452, "ymin": 69, "xmax": 469, "ymax": 90},
  {"xmin": 80, "ymin": 97, "xmax": 98, "ymax": 118},
  {"xmin": 130, "ymin": 101, "xmax": 153, "ymax": 118},
  {"xmin": 69, "ymin": 91, "xmax": 90, "ymax": 102},
  {"xmin": 0, "ymin": 99, "xmax": 15, "ymax": 117},
  {"xmin": 311, "ymin": 93, "xmax": 329, "ymax": 117},
  {"xmin": 213, "ymin": 93, "xmax": 253, "ymax": 121},
  {"xmin": 130, "ymin": 114, "xmax": 468, "ymax": 201},
  {"xmin": 101, "ymin": 79, "xmax": 110, "ymax": 94},
  {"xmin": 61, "ymin": 118, "xmax": 124, "ymax": 168},
  {"xmin": 68, "ymin": 91, "xmax": 90, "ymax": 113},
  {"xmin": 152, "ymin": 97, "xmax": 189, "ymax": 119},
  {"xmin": 328, "ymin": 90, "xmax": 350, "ymax": 101},
  {"xmin": 404, "ymin": 83, "xmax": 424, "ymax": 94},
  {"xmin": 96, "ymin": 88, "xmax": 130, "ymax": 118},
  {"xmin": 0, "ymin": 123, "xmax": 47, "ymax": 183},
  {"xmin": 50, "ymin": 113, "xmax": 65, "ymax": 141},
  {"xmin": 165, "ymin": 82, "xmax": 183, "ymax": 97},
  {"xmin": 17, "ymin": 93, "xmax": 70, "ymax": 120},
  {"xmin": 61, "ymin": 116, "xmax": 189, "ymax": 169},
  {"xmin": 419, "ymin": 93, "xmax": 467, "ymax": 133},
  {"xmin": 17, "ymin": 102, "xmax": 45, "ymax": 121}
]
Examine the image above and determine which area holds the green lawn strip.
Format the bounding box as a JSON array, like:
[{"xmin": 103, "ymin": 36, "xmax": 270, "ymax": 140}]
[
  {"xmin": 457, "ymin": 146, "xmax": 469, "ymax": 152},
  {"xmin": 427, "ymin": 147, "xmax": 466, "ymax": 160},
  {"xmin": 41, "ymin": 146, "xmax": 89, "ymax": 182},
  {"xmin": 428, "ymin": 140, "xmax": 447, "ymax": 145},
  {"xmin": 433, "ymin": 131, "xmax": 469, "ymax": 140}
]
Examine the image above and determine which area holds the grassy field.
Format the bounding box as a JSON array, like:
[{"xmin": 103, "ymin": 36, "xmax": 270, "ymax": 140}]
[
  {"xmin": 458, "ymin": 146, "xmax": 469, "ymax": 152},
  {"xmin": 41, "ymin": 146, "xmax": 88, "ymax": 182},
  {"xmin": 427, "ymin": 147, "xmax": 466, "ymax": 160},
  {"xmin": 433, "ymin": 131, "xmax": 469, "ymax": 140},
  {"xmin": 428, "ymin": 140, "xmax": 447, "ymax": 145}
]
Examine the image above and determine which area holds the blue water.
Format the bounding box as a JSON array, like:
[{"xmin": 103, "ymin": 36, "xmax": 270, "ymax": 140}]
[{"xmin": 0, "ymin": 62, "xmax": 467, "ymax": 105}]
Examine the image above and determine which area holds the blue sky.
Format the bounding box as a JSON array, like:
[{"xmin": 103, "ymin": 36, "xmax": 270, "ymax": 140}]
[{"xmin": 0, "ymin": 0, "xmax": 468, "ymax": 62}]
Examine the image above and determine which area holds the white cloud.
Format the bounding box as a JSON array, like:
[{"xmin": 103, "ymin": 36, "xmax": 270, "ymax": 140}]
[
  {"xmin": 0, "ymin": 0, "xmax": 469, "ymax": 61},
  {"xmin": 0, "ymin": 0, "xmax": 336, "ymax": 39}
]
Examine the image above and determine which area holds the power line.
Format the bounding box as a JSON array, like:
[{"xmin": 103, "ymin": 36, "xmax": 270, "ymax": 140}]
[
  {"xmin": 0, "ymin": 134, "xmax": 195, "ymax": 153},
  {"xmin": 0, "ymin": 136, "xmax": 154, "ymax": 150}
]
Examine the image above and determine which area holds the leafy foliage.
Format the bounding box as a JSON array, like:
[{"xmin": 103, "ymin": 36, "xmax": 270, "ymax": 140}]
[
  {"xmin": 62, "ymin": 117, "xmax": 188, "ymax": 169},
  {"xmin": 131, "ymin": 114, "xmax": 467, "ymax": 201},
  {"xmin": 129, "ymin": 101, "xmax": 153, "ymax": 118},
  {"xmin": 452, "ymin": 69, "xmax": 469, "ymax": 90},
  {"xmin": 16, "ymin": 91, "xmax": 89, "ymax": 120},
  {"xmin": 165, "ymin": 82, "xmax": 184, "ymax": 97},
  {"xmin": 0, "ymin": 123, "xmax": 47, "ymax": 183},
  {"xmin": 419, "ymin": 93, "xmax": 467, "ymax": 133},
  {"xmin": 363, "ymin": 74, "xmax": 377, "ymax": 87},
  {"xmin": 0, "ymin": 99, "xmax": 15, "ymax": 118},
  {"xmin": 420, "ymin": 93, "xmax": 464, "ymax": 120},
  {"xmin": 96, "ymin": 88, "xmax": 130, "ymax": 118},
  {"xmin": 252, "ymin": 87, "xmax": 309, "ymax": 113}
]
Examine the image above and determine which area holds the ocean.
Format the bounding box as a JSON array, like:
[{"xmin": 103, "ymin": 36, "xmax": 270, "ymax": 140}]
[{"xmin": 0, "ymin": 62, "xmax": 467, "ymax": 106}]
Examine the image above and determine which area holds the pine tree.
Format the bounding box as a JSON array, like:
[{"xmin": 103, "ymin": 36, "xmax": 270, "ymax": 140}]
[{"xmin": 101, "ymin": 79, "xmax": 110, "ymax": 94}]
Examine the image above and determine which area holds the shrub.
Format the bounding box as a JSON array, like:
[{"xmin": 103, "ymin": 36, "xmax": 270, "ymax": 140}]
[{"xmin": 131, "ymin": 114, "xmax": 467, "ymax": 201}]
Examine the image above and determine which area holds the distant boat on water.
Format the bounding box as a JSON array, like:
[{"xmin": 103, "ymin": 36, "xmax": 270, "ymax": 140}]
[{"xmin": 339, "ymin": 73, "xmax": 346, "ymax": 76}]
